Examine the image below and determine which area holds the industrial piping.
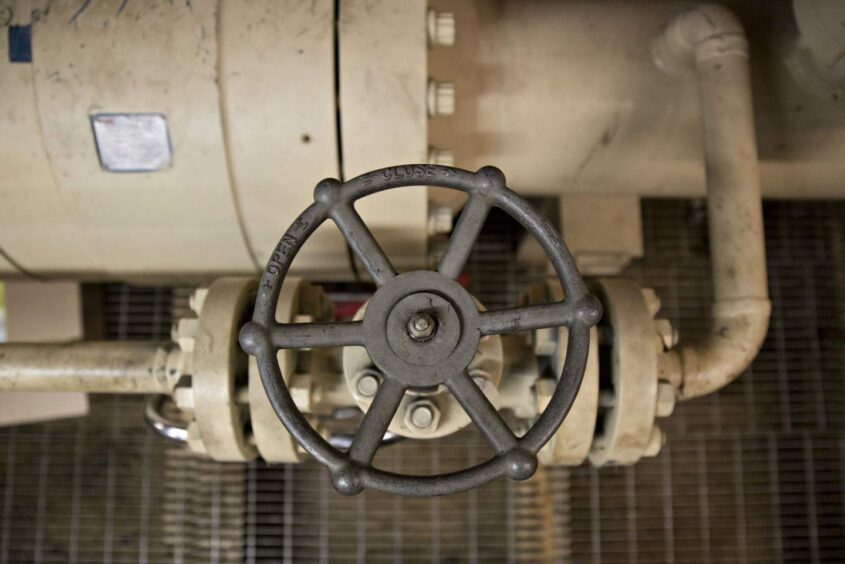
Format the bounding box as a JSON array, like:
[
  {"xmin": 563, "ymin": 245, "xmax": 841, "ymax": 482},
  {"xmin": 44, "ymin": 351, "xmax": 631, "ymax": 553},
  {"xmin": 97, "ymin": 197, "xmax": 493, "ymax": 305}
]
[
  {"xmin": 0, "ymin": 342, "xmax": 174, "ymax": 393},
  {"xmin": 652, "ymin": 4, "xmax": 772, "ymax": 400}
]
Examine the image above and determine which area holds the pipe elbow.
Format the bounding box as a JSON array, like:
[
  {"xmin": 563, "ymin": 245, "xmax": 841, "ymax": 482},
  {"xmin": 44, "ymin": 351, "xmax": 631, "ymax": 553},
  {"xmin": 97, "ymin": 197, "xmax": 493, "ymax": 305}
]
[
  {"xmin": 653, "ymin": 4, "xmax": 748, "ymax": 74},
  {"xmin": 675, "ymin": 298, "xmax": 771, "ymax": 400}
]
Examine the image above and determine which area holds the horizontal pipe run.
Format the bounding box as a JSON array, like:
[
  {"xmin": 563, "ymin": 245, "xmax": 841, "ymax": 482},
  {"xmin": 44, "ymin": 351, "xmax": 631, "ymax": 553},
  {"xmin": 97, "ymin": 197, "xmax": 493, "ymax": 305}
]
[{"xmin": 0, "ymin": 342, "xmax": 174, "ymax": 394}]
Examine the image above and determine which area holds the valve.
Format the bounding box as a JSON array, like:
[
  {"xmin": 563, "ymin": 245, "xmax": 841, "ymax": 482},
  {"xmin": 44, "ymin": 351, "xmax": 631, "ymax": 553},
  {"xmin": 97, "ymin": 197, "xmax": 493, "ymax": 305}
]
[{"xmin": 239, "ymin": 164, "xmax": 601, "ymax": 496}]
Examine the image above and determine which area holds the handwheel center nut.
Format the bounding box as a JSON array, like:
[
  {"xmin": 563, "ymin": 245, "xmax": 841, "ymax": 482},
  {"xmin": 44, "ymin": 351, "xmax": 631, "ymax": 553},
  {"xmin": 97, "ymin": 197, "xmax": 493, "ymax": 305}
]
[{"xmin": 407, "ymin": 312, "xmax": 436, "ymax": 341}]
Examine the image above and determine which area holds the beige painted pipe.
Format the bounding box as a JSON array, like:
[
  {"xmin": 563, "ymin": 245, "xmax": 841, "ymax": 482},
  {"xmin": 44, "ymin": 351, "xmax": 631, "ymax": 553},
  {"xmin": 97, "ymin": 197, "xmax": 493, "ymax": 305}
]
[
  {"xmin": 653, "ymin": 4, "xmax": 771, "ymax": 400},
  {"xmin": 0, "ymin": 342, "xmax": 174, "ymax": 393}
]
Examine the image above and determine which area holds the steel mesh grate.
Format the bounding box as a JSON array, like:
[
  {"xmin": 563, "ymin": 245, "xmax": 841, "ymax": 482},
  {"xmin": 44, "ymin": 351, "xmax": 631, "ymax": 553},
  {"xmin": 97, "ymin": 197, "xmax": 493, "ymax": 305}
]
[{"xmin": 573, "ymin": 200, "xmax": 845, "ymax": 564}]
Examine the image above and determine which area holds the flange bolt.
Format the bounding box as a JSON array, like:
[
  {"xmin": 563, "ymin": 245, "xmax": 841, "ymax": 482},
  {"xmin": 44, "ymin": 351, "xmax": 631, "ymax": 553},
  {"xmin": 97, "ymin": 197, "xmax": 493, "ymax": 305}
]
[
  {"xmin": 407, "ymin": 401, "xmax": 440, "ymax": 431},
  {"xmin": 355, "ymin": 370, "xmax": 381, "ymax": 398}
]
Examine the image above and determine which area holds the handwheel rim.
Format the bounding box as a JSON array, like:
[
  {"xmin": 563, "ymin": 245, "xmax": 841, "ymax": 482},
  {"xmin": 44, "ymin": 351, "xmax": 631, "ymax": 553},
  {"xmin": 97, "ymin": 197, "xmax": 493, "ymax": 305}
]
[{"xmin": 239, "ymin": 164, "xmax": 602, "ymax": 497}]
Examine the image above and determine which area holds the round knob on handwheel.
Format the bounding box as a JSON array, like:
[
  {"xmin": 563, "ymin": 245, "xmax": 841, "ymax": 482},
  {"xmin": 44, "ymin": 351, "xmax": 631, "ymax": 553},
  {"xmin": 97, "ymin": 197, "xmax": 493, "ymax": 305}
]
[{"xmin": 239, "ymin": 164, "xmax": 601, "ymax": 497}]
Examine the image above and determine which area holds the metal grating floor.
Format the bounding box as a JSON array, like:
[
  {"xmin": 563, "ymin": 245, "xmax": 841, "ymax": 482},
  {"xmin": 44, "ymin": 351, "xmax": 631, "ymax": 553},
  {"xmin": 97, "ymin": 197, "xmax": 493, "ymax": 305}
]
[{"xmin": 1, "ymin": 199, "xmax": 844, "ymax": 563}]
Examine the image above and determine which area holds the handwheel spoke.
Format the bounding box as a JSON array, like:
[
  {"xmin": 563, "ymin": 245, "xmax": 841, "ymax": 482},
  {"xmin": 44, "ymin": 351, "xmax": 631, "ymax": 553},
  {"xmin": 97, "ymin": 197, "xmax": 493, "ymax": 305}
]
[
  {"xmin": 349, "ymin": 378, "xmax": 406, "ymax": 465},
  {"xmin": 438, "ymin": 195, "xmax": 492, "ymax": 279},
  {"xmin": 478, "ymin": 301, "xmax": 575, "ymax": 336},
  {"xmin": 447, "ymin": 371, "xmax": 516, "ymax": 455},
  {"xmin": 270, "ymin": 320, "xmax": 365, "ymax": 349},
  {"xmin": 332, "ymin": 204, "xmax": 396, "ymax": 286}
]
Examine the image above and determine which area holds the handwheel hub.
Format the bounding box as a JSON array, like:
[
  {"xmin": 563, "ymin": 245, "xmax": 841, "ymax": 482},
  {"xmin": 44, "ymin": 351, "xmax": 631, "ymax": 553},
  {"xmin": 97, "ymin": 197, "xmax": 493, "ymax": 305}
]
[{"xmin": 363, "ymin": 270, "xmax": 481, "ymax": 388}]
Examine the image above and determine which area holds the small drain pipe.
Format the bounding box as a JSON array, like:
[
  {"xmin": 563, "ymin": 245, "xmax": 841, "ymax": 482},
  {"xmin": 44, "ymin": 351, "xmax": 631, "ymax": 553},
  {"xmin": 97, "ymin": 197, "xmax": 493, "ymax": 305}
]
[
  {"xmin": 652, "ymin": 4, "xmax": 771, "ymax": 400},
  {"xmin": 0, "ymin": 342, "xmax": 174, "ymax": 393}
]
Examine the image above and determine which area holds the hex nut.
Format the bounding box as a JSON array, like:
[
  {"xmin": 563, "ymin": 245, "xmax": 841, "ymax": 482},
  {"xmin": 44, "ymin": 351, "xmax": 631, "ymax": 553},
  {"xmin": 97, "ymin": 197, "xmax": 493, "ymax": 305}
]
[{"xmin": 406, "ymin": 400, "xmax": 440, "ymax": 432}]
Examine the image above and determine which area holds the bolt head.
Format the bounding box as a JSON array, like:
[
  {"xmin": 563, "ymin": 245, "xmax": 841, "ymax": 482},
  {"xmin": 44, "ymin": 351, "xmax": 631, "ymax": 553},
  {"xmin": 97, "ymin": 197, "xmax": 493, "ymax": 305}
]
[
  {"xmin": 355, "ymin": 371, "xmax": 380, "ymax": 398},
  {"xmin": 410, "ymin": 405, "xmax": 433, "ymax": 428},
  {"xmin": 427, "ymin": 10, "xmax": 456, "ymax": 47},
  {"xmin": 406, "ymin": 400, "xmax": 440, "ymax": 432},
  {"xmin": 427, "ymin": 80, "xmax": 456, "ymax": 117}
]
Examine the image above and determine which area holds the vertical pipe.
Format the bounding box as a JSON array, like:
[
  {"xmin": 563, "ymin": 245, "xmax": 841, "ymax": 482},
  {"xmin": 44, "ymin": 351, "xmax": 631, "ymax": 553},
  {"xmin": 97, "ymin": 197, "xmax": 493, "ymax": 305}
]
[{"xmin": 653, "ymin": 4, "xmax": 771, "ymax": 400}]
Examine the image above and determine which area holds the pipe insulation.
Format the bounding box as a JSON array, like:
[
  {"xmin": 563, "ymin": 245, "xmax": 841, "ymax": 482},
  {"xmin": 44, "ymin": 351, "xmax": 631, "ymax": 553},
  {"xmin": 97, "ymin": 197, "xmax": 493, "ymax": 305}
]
[
  {"xmin": 0, "ymin": 342, "xmax": 174, "ymax": 394},
  {"xmin": 653, "ymin": 4, "xmax": 772, "ymax": 400}
]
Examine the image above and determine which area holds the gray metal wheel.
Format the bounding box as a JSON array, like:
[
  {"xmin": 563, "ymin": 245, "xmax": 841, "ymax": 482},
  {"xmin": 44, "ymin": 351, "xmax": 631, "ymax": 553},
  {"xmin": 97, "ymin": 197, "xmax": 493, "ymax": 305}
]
[{"xmin": 240, "ymin": 165, "xmax": 601, "ymax": 497}]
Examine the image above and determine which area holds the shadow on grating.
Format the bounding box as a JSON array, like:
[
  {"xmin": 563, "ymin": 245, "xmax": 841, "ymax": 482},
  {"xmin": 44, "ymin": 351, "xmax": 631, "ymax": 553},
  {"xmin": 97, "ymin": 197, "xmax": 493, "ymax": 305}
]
[{"xmin": 1, "ymin": 200, "xmax": 844, "ymax": 563}]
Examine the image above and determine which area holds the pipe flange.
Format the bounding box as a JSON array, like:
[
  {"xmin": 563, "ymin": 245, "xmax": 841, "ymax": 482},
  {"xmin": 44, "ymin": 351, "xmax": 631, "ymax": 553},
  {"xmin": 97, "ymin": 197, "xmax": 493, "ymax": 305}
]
[
  {"xmin": 523, "ymin": 280, "xmax": 599, "ymax": 466},
  {"xmin": 248, "ymin": 277, "xmax": 333, "ymax": 463},
  {"xmin": 185, "ymin": 278, "xmax": 259, "ymax": 462},
  {"xmin": 589, "ymin": 279, "xmax": 662, "ymax": 465}
]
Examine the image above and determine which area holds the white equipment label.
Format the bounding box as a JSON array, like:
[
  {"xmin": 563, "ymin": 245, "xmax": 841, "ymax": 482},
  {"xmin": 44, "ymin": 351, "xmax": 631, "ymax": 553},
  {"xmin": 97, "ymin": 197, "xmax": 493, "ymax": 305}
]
[{"xmin": 91, "ymin": 113, "xmax": 171, "ymax": 172}]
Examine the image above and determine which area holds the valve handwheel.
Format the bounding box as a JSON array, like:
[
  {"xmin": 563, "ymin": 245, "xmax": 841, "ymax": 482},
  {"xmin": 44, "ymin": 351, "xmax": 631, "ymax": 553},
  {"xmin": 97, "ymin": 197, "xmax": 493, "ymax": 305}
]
[{"xmin": 240, "ymin": 165, "xmax": 601, "ymax": 496}]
